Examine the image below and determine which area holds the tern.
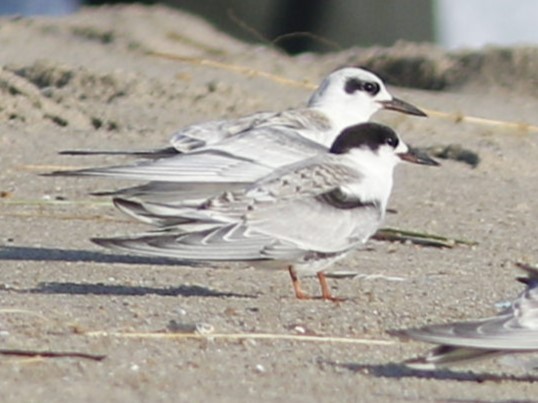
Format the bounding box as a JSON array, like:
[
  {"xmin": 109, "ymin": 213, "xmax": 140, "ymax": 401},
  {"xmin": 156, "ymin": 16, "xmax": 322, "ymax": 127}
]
[
  {"xmin": 91, "ymin": 123, "xmax": 438, "ymax": 301},
  {"xmin": 60, "ymin": 67, "xmax": 426, "ymax": 160},
  {"xmin": 400, "ymin": 263, "xmax": 538, "ymax": 369}
]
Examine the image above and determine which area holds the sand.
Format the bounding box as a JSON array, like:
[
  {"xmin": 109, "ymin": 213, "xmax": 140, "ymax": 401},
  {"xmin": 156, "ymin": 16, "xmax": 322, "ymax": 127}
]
[{"xmin": 1, "ymin": 4, "xmax": 538, "ymax": 402}]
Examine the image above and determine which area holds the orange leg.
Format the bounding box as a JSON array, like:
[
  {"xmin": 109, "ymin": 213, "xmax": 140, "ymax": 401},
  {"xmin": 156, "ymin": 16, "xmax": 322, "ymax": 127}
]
[
  {"xmin": 288, "ymin": 266, "xmax": 310, "ymax": 300},
  {"xmin": 317, "ymin": 272, "xmax": 344, "ymax": 303}
]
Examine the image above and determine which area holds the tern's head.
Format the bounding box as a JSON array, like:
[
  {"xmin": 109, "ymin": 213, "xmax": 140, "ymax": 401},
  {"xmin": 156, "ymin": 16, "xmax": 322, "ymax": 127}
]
[
  {"xmin": 330, "ymin": 123, "xmax": 439, "ymax": 168},
  {"xmin": 308, "ymin": 68, "xmax": 426, "ymax": 128}
]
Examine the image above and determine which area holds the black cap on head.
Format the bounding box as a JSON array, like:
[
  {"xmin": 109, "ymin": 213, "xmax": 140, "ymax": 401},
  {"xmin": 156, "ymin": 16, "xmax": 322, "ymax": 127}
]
[{"xmin": 330, "ymin": 123, "xmax": 399, "ymax": 154}]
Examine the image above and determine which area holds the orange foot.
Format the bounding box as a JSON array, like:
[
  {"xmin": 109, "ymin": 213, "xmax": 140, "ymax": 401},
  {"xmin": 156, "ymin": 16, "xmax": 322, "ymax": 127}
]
[
  {"xmin": 317, "ymin": 272, "xmax": 346, "ymax": 303},
  {"xmin": 287, "ymin": 267, "xmax": 345, "ymax": 302},
  {"xmin": 288, "ymin": 266, "xmax": 312, "ymax": 300}
]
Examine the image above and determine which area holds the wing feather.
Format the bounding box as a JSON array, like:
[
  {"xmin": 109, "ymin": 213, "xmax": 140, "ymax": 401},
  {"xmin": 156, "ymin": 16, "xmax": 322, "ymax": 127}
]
[
  {"xmin": 406, "ymin": 279, "xmax": 538, "ymax": 350},
  {"xmin": 93, "ymin": 223, "xmax": 294, "ymax": 261},
  {"xmin": 49, "ymin": 126, "xmax": 328, "ymax": 183}
]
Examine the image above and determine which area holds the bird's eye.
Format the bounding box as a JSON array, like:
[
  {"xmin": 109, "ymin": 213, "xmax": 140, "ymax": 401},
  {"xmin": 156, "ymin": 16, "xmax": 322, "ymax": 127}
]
[
  {"xmin": 363, "ymin": 82, "xmax": 380, "ymax": 95},
  {"xmin": 386, "ymin": 136, "xmax": 398, "ymax": 148}
]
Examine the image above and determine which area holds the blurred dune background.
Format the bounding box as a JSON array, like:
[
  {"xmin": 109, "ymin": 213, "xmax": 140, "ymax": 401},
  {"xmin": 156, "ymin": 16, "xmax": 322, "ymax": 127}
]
[{"xmin": 4, "ymin": 0, "xmax": 538, "ymax": 52}]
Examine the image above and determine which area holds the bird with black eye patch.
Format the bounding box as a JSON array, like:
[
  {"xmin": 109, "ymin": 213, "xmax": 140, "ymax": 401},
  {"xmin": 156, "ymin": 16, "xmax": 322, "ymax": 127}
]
[
  {"xmin": 50, "ymin": 67, "xmax": 427, "ymax": 211},
  {"xmin": 91, "ymin": 122, "xmax": 439, "ymax": 301},
  {"xmin": 344, "ymin": 76, "xmax": 380, "ymax": 97},
  {"xmin": 58, "ymin": 67, "xmax": 425, "ymax": 160}
]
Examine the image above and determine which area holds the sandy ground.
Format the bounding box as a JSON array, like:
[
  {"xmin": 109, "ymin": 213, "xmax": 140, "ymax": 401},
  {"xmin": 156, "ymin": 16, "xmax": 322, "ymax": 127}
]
[{"xmin": 2, "ymin": 4, "xmax": 538, "ymax": 402}]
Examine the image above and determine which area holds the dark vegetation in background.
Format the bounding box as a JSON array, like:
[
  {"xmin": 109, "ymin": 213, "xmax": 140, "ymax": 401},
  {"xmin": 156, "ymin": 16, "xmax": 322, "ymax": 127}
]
[
  {"xmin": 267, "ymin": 0, "xmax": 324, "ymax": 54},
  {"xmin": 85, "ymin": 1, "xmax": 538, "ymax": 95},
  {"xmin": 86, "ymin": 0, "xmax": 324, "ymax": 54},
  {"xmin": 86, "ymin": 0, "xmax": 155, "ymax": 4}
]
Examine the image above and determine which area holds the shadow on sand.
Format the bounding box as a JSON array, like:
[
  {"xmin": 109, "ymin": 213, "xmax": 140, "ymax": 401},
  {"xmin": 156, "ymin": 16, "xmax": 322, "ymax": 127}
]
[
  {"xmin": 326, "ymin": 361, "xmax": 538, "ymax": 384},
  {"xmin": 0, "ymin": 245, "xmax": 257, "ymax": 299},
  {"xmin": 26, "ymin": 281, "xmax": 255, "ymax": 298},
  {"xmin": 0, "ymin": 245, "xmax": 183, "ymax": 266}
]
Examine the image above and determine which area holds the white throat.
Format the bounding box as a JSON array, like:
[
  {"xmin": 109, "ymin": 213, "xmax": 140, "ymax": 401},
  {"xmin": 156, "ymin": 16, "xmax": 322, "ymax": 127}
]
[{"xmin": 340, "ymin": 148, "xmax": 400, "ymax": 212}]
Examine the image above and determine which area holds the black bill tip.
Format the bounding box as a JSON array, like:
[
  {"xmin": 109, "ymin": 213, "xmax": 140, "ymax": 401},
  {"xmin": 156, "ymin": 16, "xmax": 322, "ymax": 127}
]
[{"xmin": 379, "ymin": 97, "xmax": 427, "ymax": 117}]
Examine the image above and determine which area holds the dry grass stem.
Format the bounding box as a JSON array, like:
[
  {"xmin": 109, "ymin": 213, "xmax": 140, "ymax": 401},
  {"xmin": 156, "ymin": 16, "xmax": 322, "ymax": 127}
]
[
  {"xmin": 0, "ymin": 211, "xmax": 125, "ymax": 222},
  {"xmin": 149, "ymin": 51, "xmax": 538, "ymax": 133},
  {"xmin": 0, "ymin": 199, "xmax": 110, "ymax": 207},
  {"xmin": 148, "ymin": 51, "xmax": 314, "ymax": 90},
  {"xmin": 85, "ymin": 330, "xmax": 395, "ymax": 346},
  {"xmin": 17, "ymin": 164, "xmax": 94, "ymax": 173},
  {"xmin": 0, "ymin": 349, "xmax": 106, "ymax": 361},
  {"xmin": 374, "ymin": 228, "xmax": 477, "ymax": 248}
]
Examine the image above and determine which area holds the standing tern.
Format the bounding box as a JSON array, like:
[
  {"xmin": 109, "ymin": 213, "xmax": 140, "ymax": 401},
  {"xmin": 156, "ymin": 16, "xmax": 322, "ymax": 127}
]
[{"xmin": 91, "ymin": 123, "xmax": 438, "ymax": 301}]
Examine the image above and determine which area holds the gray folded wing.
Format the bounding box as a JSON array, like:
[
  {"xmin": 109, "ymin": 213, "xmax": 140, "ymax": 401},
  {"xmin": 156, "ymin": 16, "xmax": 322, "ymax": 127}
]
[
  {"xmin": 56, "ymin": 108, "xmax": 328, "ymax": 161},
  {"xmin": 170, "ymin": 107, "xmax": 331, "ymax": 147},
  {"xmin": 94, "ymin": 197, "xmax": 381, "ymax": 261},
  {"xmin": 406, "ymin": 278, "xmax": 538, "ymax": 350},
  {"xmin": 59, "ymin": 111, "xmax": 279, "ymax": 157},
  {"xmin": 51, "ymin": 125, "xmax": 328, "ymax": 185},
  {"xmin": 95, "ymin": 156, "xmax": 383, "ymax": 259},
  {"xmin": 93, "ymin": 223, "xmax": 287, "ymax": 261},
  {"xmin": 168, "ymin": 111, "xmax": 279, "ymax": 152}
]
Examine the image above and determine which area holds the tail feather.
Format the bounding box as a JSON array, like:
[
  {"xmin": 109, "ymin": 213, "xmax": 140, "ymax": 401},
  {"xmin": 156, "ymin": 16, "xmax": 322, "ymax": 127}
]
[
  {"xmin": 112, "ymin": 198, "xmax": 190, "ymax": 226},
  {"xmin": 403, "ymin": 346, "xmax": 502, "ymax": 370},
  {"xmin": 91, "ymin": 181, "xmax": 242, "ymax": 205},
  {"xmin": 46, "ymin": 151, "xmax": 271, "ymax": 182},
  {"xmin": 113, "ymin": 197, "xmax": 240, "ymax": 227},
  {"xmin": 112, "ymin": 197, "xmax": 230, "ymax": 227},
  {"xmin": 92, "ymin": 223, "xmax": 278, "ymax": 261},
  {"xmin": 58, "ymin": 146, "xmax": 179, "ymax": 159}
]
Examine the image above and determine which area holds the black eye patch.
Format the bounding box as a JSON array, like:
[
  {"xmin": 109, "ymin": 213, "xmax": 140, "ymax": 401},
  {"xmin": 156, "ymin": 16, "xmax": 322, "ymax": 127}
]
[
  {"xmin": 344, "ymin": 78, "xmax": 380, "ymax": 96},
  {"xmin": 344, "ymin": 78, "xmax": 362, "ymax": 94}
]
